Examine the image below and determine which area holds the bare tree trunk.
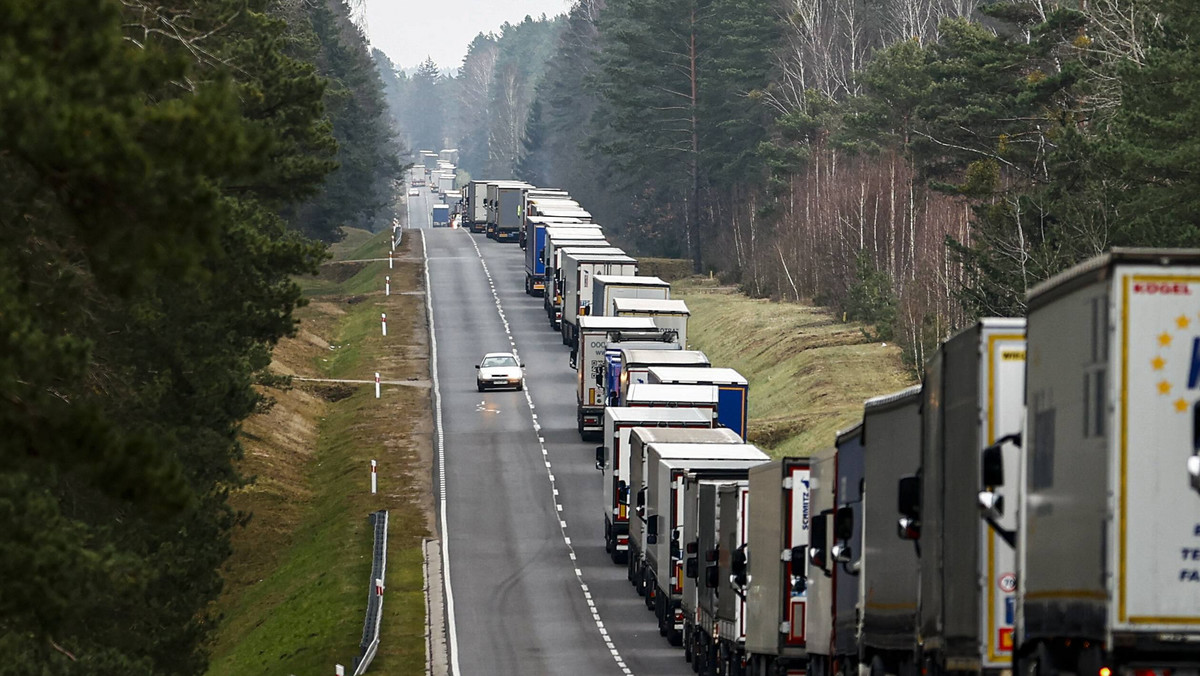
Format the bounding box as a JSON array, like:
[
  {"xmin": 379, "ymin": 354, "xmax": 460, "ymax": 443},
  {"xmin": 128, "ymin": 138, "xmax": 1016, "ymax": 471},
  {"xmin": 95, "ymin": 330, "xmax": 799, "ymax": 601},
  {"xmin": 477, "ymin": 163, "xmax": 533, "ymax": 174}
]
[{"xmin": 688, "ymin": 6, "xmax": 702, "ymax": 274}]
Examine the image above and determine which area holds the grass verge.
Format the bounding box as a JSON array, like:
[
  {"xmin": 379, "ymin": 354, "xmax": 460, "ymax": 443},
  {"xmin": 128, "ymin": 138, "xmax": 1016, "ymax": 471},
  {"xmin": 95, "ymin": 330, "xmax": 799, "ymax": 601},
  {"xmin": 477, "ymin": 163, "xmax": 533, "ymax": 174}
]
[
  {"xmin": 207, "ymin": 227, "xmax": 432, "ymax": 675},
  {"xmin": 674, "ymin": 276, "xmax": 917, "ymax": 457}
]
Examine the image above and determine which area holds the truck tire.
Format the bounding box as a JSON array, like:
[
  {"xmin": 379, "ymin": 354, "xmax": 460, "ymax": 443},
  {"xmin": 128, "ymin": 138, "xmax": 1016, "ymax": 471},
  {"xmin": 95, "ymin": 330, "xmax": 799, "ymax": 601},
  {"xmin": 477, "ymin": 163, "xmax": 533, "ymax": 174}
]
[{"xmin": 525, "ymin": 277, "xmax": 531, "ymax": 295}]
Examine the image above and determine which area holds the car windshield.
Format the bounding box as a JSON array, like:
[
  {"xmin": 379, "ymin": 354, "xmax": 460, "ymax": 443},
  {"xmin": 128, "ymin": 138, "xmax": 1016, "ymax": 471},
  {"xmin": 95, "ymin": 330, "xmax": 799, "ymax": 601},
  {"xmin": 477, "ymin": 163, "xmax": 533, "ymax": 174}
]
[{"xmin": 482, "ymin": 355, "xmax": 517, "ymax": 368}]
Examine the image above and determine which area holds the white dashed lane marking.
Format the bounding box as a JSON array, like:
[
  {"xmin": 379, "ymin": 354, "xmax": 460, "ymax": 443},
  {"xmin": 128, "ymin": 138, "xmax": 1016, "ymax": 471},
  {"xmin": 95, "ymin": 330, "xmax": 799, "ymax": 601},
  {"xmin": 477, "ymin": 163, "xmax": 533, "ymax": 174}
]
[{"xmin": 463, "ymin": 231, "xmax": 630, "ymax": 675}]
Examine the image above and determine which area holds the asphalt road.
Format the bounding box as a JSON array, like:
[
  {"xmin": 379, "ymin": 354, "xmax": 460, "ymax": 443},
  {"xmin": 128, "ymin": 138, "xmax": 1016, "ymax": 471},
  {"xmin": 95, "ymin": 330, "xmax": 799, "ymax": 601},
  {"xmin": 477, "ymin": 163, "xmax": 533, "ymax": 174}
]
[{"xmin": 412, "ymin": 182, "xmax": 692, "ymax": 676}]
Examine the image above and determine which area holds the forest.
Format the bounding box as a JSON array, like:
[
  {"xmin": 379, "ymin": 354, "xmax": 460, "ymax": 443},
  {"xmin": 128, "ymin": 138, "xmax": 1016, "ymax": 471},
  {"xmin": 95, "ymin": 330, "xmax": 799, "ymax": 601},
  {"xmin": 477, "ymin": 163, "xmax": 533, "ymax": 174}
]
[
  {"xmin": 0, "ymin": 0, "xmax": 399, "ymax": 671},
  {"xmin": 382, "ymin": 0, "xmax": 1200, "ymax": 367}
]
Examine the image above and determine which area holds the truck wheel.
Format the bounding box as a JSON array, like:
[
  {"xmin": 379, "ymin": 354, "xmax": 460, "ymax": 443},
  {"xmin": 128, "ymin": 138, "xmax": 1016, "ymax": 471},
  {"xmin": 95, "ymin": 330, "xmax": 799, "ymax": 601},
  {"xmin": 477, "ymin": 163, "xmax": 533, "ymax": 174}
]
[
  {"xmin": 869, "ymin": 655, "xmax": 887, "ymax": 676},
  {"xmin": 525, "ymin": 277, "xmax": 531, "ymax": 295}
]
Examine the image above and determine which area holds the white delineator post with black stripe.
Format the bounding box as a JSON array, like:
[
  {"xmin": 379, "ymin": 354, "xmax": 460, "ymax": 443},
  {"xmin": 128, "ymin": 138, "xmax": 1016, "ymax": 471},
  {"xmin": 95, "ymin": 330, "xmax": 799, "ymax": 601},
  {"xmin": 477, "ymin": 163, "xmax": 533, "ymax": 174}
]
[
  {"xmin": 370, "ymin": 459, "xmax": 378, "ymax": 494},
  {"xmin": 381, "ymin": 313, "xmax": 387, "ymax": 337},
  {"xmin": 385, "ymin": 276, "xmax": 390, "ymax": 296},
  {"xmin": 374, "ymin": 372, "xmax": 380, "ymax": 399}
]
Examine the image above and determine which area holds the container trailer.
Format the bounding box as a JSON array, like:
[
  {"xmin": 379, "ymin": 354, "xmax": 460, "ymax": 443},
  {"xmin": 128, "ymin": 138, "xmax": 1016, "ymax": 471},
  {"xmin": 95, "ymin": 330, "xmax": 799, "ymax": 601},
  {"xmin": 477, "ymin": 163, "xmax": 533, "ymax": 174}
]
[
  {"xmin": 648, "ymin": 366, "xmax": 750, "ymax": 440},
  {"xmin": 597, "ymin": 407, "xmax": 715, "ymax": 563},
  {"xmin": 613, "ymin": 297, "xmax": 691, "ymax": 348},
  {"xmin": 644, "ymin": 442, "xmax": 770, "ymax": 644}
]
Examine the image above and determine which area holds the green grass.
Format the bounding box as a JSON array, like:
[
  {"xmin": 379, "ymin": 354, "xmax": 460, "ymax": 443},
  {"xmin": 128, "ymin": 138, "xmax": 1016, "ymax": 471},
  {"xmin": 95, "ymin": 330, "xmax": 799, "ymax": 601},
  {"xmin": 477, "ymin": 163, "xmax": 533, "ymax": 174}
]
[
  {"xmin": 207, "ymin": 228, "xmax": 429, "ymax": 675},
  {"xmin": 675, "ymin": 277, "xmax": 918, "ymax": 457}
]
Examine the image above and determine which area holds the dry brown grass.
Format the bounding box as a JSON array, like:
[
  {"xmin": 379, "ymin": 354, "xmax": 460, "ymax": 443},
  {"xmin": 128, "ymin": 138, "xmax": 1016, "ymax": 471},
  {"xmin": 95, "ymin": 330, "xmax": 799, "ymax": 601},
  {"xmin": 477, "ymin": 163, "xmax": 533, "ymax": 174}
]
[
  {"xmin": 674, "ymin": 276, "xmax": 918, "ymax": 458},
  {"xmin": 209, "ymin": 228, "xmax": 433, "ymax": 675}
]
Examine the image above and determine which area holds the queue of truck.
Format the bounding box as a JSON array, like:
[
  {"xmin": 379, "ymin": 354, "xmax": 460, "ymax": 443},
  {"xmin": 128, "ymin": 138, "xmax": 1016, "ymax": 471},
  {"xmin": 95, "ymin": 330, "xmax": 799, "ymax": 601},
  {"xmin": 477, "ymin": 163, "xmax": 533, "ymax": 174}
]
[{"xmin": 457, "ymin": 178, "xmax": 1200, "ymax": 676}]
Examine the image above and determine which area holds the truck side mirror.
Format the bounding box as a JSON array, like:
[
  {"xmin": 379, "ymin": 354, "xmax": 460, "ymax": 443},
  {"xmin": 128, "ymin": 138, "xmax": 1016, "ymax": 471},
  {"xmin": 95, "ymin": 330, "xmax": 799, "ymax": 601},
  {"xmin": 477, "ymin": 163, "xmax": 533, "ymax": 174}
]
[
  {"xmin": 834, "ymin": 506, "xmax": 854, "ymax": 541},
  {"xmin": 731, "ymin": 545, "xmax": 748, "ymax": 588},
  {"xmin": 647, "ymin": 514, "xmax": 659, "ymax": 539},
  {"xmin": 686, "ymin": 557, "xmax": 698, "ymax": 579},
  {"xmin": 831, "ymin": 543, "xmax": 852, "ymax": 564},
  {"xmin": 704, "ymin": 565, "xmax": 719, "ymax": 589},
  {"xmin": 809, "ymin": 511, "xmax": 829, "ymax": 574},
  {"xmin": 595, "ymin": 445, "xmax": 605, "ymax": 470},
  {"xmin": 898, "ymin": 475, "xmax": 921, "ymax": 519},
  {"xmin": 982, "ymin": 443, "xmax": 1005, "ymax": 488},
  {"xmin": 897, "ymin": 475, "xmax": 922, "ymax": 541},
  {"xmin": 790, "ymin": 546, "xmax": 806, "ymax": 569}
]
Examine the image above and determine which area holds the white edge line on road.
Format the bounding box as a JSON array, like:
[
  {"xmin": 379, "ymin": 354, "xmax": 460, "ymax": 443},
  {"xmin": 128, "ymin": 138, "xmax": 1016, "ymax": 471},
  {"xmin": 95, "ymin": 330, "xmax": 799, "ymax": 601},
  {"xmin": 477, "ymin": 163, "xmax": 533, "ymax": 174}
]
[
  {"xmin": 465, "ymin": 231, "xmax": 631, "ymax": 675},
  {"xmin": 422, "ymin": 230, "xmax": 461, "ymax": 676}
]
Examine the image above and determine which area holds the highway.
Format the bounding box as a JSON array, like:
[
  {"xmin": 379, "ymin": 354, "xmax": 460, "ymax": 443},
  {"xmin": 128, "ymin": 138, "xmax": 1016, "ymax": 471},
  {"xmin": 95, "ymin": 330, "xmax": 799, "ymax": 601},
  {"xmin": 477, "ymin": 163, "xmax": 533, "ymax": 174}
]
[{"xmin": 410, "ymin": 183, "xmax": 692, "ymax": 676}]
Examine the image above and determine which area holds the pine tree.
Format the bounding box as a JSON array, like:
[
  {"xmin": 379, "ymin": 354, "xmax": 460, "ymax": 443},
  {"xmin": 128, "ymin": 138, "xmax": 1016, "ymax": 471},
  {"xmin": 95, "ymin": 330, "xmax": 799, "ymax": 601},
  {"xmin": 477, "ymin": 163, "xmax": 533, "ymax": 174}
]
[{"xmin": 1105, "ymin": 0, "xmax": 1200, "ymax": 247}]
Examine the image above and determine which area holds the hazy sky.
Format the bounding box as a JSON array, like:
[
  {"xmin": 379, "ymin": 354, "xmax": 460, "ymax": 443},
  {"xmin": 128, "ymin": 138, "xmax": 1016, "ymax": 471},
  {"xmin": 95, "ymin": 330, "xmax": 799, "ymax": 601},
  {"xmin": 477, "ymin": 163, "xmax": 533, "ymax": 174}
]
[{"xmin": 362, "ymin": 0, "xmax": 573, "ymax": 72}]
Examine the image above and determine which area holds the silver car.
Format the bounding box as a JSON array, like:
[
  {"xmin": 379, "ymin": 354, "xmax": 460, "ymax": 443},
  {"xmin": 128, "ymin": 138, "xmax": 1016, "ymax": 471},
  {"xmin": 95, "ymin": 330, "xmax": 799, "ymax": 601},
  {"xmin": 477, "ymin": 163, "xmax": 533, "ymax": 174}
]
[{"xmin": 475, "ymin": 352, "xmax": 524, "ymax": 391}]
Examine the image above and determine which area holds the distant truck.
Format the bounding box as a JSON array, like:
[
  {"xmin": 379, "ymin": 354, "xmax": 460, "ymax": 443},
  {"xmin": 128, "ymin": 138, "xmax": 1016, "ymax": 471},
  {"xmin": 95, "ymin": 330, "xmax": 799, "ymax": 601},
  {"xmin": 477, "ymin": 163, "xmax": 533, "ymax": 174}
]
[
  {"xmin": 596, "ymin": 407, "xmax": 714, "ymax": 564},
  {"xmin": 591, "ymin": 275, "xmax": 671, "ymax": 319},
  {"xmin": 834, "ymin": 423, "xmax": 865, "ymax": 675},
  {"xmin": 644, "ymin": 441, "xmax": 769, "ymax": 644},
  {"xmin": 485, "ymin": 181, "xmax": 530, "ymax": 242},
  {"xmin": 612, "ymin": 298, "xmax": 690, "ymax": 348},
  {"xmin": 858, "ymin": 387, "xmax": 922, "ymax": 676},
  {"xmin": 542, "ymin": 228, "xmax": 607, "ymax": 324},
  {"xmin": 551, "ymin": 246, "xmax": 625, "ymax": 328},
  {"xmin": 625, "ymin": 383, "xmax": 719, "ymax": 420},
  {"xmin": 734, "ymin": 456, "xmax": 814, "ymax": 675},
  {"xmin": 523, "ymin": 218, "xmax": 587, "ymax": 295},
  {"xmin": 431, "ymin": 204, "xmax": 450, "ymax": 228},
  {"xmin": 803, "ymin": 447, "xmax": 839, "ymax": 676},
  {"xmin": 681, "ymin": 473, "xmax": 735, "ymax": 673},
  {"xmin": 420, "ymin": 151, "xmax": 438, "ymax": 172},
  {"xmin": 561, "ymin": 252, "xmax": 639, "ymax": 349},
  {"xmin": 437, "ymin": 172, "xmax": 454, "ymax": 194},
  {"xmin": 647, "ymin": 366, "xmax": 749, "ymax": 440},
  {"xmin": 612, "ymin": 349, "xmax": 711, "ymax": 406},
  {"xmin": 482, "ymin": 181, "xmax": 526, "ymax": 237},
  {"xmin": 897, "ymin": 319, "xmax": 1025, "ymax": 676},
  {"xmin": 574, "ymin": 317, "xmax": 666, "ymax": 438},
  {"xmin": 627, "ymin": 427, "xmax": 744, "ymax": 602},
  {"xmin": 465, "ymin": 181, "xmax": 488, "ymax": 233},
  {"xmin": 990, "ymin": 250, "xmax": 1200, "ymax": 676}
]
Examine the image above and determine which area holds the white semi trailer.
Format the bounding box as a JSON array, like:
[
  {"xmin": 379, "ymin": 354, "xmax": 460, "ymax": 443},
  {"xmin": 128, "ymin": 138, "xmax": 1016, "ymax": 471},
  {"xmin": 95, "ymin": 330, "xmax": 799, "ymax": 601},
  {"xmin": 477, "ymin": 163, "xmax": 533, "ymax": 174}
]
[{"xmin": 985, "ymin": 249, "xmax": 1200, "ymax": 676}]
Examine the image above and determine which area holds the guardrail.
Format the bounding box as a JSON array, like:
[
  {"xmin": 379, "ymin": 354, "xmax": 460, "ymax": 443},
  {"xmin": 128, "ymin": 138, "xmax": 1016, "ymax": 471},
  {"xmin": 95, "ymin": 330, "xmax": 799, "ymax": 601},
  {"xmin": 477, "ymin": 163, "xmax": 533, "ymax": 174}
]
[{"xmin": 351, "ymin": 509, "xmax": 389, "ymax": 675}]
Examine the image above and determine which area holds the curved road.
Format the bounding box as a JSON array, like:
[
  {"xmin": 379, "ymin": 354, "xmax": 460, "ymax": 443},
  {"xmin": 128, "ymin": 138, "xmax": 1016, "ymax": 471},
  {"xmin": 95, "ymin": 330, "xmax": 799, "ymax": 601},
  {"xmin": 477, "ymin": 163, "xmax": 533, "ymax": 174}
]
[{"xmin": 412, "ymin": 183, "xmax": 691, "ymax": 676}]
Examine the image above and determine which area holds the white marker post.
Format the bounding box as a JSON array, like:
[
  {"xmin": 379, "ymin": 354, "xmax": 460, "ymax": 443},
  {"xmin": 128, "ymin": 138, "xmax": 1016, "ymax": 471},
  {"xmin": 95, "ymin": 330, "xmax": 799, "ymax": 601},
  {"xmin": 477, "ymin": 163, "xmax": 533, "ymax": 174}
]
[
  {"xmin": 370, "ymin": 459, "xmax": 378, "ymax": 494},
  {"xmin": 381, "ymin": 313, "xmax": 387, "ymax": 337},
  {"xmin": 336, "ymin": 665, "xmax": 345, "ymax": 676},
  {"xmin": 388, "ymin": 252, "xmax": 393, "ymax": 269},
  {"xmin": 374, "ymin": 372, "xmax": 381, "ymax": 399},
  {"xmin": 385, "ymin": 276, "xmax": 390, "ymax": 296}
]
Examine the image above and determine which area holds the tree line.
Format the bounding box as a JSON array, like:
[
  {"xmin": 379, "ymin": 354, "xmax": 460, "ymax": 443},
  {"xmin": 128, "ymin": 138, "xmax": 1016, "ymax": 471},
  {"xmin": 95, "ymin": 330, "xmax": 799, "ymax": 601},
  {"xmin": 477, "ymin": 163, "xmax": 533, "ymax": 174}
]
[
  {"xmin": 383, "ymin": 0, "xmax": 1200, "ymax": 367},
  {"xmin": 0, "ymin": 0, "xmax": 399, "ymax": 671}
]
